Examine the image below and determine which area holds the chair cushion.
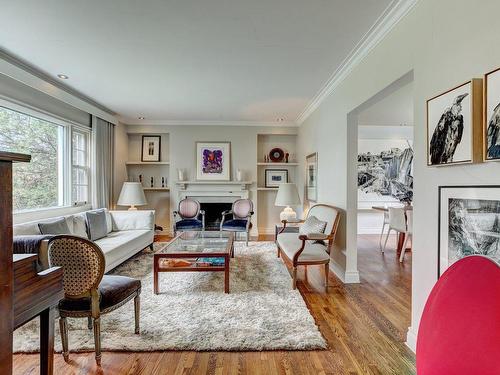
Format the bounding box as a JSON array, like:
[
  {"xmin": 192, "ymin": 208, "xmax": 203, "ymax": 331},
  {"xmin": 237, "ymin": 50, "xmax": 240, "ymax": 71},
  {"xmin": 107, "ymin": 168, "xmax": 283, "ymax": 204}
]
[
  {"xmin": 175, "ymin": 219, "xmax": 203, "ymax": 230},
  {"xmin": 59, "ymin": 275, "xmax": 141, "ymax": 312},
  {"xmin": 277, "ymin": 233, "xmax": 330, "ymax": 263},
  {"xmin": 222, "ymin": 219, "xmax": 250, "ymax": 231},
  {"xmin": 299, "ymin": 215, "xmax": 327, "ymax": 236}
]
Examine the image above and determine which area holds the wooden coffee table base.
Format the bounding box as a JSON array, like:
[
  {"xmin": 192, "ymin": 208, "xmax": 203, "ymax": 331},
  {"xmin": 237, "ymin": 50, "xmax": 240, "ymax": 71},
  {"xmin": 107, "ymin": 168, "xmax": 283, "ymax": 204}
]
[{"xmin": 154, "ymin": 254, "xmax": 231, "ymax": 294}]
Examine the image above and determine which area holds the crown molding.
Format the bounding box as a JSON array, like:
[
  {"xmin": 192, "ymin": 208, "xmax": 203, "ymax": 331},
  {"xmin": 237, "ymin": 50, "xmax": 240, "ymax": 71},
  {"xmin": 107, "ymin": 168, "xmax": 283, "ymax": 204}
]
[
  {"xmin": 120, "ymin": 118, "xmax": 298, "ymax": 127},
  {"xmin": 296, "ymin": 0, "xmax": 418, "ymax": 125},
  {"xmin": 0, "ymin": 48, "xmax": 118, "ymax": 124}
]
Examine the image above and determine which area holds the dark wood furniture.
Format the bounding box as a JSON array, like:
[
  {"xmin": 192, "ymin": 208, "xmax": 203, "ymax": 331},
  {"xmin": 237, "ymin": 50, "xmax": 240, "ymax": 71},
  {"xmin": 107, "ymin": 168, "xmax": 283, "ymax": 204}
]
[
  {"xmin": 0, "ymin": 151, "xmax": 30, "ymax": 374},
  {"xmin": 13, "ymin": 254, "xmax": 64, "ymax": 375},
  {"xmin": 154, "ymin": 231, "xmax": 234, "ymax": 294}
]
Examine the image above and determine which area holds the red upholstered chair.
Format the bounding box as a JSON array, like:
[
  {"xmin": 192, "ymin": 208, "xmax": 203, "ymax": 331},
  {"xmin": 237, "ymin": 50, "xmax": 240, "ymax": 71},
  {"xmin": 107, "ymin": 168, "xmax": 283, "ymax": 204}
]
[{"xmin": 416, "ymin": 255, "xmax": 500, "ymax": 375}]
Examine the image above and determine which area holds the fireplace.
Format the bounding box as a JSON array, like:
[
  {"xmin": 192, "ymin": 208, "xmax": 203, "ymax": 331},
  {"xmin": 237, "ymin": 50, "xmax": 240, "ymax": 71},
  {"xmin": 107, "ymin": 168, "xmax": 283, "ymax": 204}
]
[{"xmin": 199, "ymin": 202, "xmax": 233, "ymax": 230}]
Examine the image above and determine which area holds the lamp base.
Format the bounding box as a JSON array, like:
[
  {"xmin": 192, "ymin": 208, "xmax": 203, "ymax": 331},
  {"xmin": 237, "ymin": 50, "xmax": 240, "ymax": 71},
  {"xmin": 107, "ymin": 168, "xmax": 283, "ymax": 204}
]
[
  {"xmin": 280, "ymin": 206, "xmax": 297, "ymax": 222},
  {"xmin": 128, "ymin": 205, "xmax": 138, "ymax": 211}
]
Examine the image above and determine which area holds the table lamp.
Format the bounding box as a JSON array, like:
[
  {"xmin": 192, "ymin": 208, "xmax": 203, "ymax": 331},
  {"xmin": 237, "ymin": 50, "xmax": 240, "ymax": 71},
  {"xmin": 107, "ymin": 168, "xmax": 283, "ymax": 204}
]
[
  {"xmin": 275, "ymin": 183, "xmax": 301, "ymax": 221},
  {"xmin": 117, "ymin": 182, "xmax": 147, "ymax": 210}
]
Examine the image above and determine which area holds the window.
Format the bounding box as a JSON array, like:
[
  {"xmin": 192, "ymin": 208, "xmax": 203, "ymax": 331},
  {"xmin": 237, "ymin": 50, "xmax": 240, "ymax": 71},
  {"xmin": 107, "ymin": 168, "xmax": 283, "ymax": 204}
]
[
  {"xmin": 0, "ymin": 102, "xmax": 91, "ymax": 212},
  {"xmin": 72, "ymin": 130, "xmax": 90, "ymax": 204}
]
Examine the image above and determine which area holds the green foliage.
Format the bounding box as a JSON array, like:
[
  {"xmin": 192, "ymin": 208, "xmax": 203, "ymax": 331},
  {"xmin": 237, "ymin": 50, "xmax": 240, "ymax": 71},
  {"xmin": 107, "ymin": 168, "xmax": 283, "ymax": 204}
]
[{"xmin": 0, "ymin": 107, "xmax": 60, "ymax": 211}]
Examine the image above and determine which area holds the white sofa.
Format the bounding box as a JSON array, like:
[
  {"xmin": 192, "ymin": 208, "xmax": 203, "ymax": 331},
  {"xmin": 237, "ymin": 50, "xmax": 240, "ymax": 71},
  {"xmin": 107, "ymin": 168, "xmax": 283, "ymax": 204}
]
[{"xmin": 13, "ymin": 209, "xmax": 155, "ymax": 273}]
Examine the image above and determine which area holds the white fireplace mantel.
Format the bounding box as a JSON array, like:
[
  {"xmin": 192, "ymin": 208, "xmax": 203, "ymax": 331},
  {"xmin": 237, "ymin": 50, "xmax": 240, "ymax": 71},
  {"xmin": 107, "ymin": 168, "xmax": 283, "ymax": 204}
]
[{"xmin": 175, "ymin": 180, "xmax": 253, "ymax": 191}]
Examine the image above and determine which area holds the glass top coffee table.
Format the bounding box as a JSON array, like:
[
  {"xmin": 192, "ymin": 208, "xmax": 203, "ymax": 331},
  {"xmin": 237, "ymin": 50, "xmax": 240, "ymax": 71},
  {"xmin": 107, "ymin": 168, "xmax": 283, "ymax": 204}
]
[{"xmin": 153, "ymin": 231, "xmax": 235, "ymax": 294}]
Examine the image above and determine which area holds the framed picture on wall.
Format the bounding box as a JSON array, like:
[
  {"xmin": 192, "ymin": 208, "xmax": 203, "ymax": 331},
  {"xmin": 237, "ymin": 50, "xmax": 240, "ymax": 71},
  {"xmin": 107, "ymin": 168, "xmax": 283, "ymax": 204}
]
[
  {"xmin": 438, "ymin": 185, "xmax": 500, "ymax": 277},
  {"xmin": 196, "ymin": 141, "xmax": 231, "ymax": 181},
  {"xmin": 305, "ymin": 152, "xmax": 317, "ymax": 202},
  {"xmin": 265, "ymin": 169, "xmax": 288, "ymax": 188},
  {"xmin": 426, "ymin": 79, "xmax": 483, "ymax": 166},
  {"xmin": 484, "ymin": 67, "xmax": 500, "ymax": 161},
  {"xmin": 141, "ymin": 135, "xmax": 161, "ymax": 162}
]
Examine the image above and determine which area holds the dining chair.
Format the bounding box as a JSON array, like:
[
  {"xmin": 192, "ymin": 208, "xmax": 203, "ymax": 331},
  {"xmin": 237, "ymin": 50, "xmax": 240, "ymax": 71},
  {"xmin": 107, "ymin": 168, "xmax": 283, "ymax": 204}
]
[
  {"xmin": 48, "ymin": 235, "xmax": 141, "ymax": 365},
  {"xmin": 399, "ymin": 210, "xmax": 413, "ymax": 262},
  {"xmin": 382, "ymin": 207, "xmax": 407, "ymax": 253},
  {"xmin": 379, "ymin": 210, "xmax": 390, "ymax": 251}
]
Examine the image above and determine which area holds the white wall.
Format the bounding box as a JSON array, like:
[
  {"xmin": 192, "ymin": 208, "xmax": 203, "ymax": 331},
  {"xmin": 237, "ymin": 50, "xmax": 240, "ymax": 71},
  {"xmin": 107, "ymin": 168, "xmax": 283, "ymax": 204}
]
[
  {"xmin": 120, "ymin": 124, "xmax": 298, "ymax": 234},
  {"xmin": 297, "ymin": 0, "xmax": 500, "ymax": 351}
]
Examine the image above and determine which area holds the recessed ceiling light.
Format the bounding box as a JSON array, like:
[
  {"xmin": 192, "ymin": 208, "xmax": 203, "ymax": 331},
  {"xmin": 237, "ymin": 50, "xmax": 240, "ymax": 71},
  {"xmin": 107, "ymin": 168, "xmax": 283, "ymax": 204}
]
[
  {"xmin": 57, "ymin": 74, "xmax": 69, "ymax": 80},
  {"xmin": 277, "ymin": 117, "xmax": 285, "ymax": 122},
  {"xmin": 138, "ymin": 116, "xmax": 145, "ymax": 120}
]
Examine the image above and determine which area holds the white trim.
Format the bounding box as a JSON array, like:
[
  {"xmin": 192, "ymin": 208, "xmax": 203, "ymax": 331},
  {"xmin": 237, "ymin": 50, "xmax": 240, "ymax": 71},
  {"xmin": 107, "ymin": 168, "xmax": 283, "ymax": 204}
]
[
  {"xmin": 0, "ymin": 53, "xmax": 118, "ymax": 124},
  {"xmin": 13, "ymin": 204, "xmax": 92, "ymax": 224},
  {"xmin": 405, "ymin": 326, "xmax": 417, "ymax": 353},
  {"xmin": 121, "ymin": 119, "xmax": 298, "ymax": 127},
  {"xmin": 296, "ymin": 0, "xmax": 418, "ymax": 125}
]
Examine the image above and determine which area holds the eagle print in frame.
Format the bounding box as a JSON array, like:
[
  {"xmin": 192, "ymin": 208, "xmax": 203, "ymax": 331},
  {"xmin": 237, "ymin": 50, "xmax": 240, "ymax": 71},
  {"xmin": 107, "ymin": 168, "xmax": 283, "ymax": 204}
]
[{"xmin": 427, "ymin": 79, "xmax": 483, "ymax": 166}]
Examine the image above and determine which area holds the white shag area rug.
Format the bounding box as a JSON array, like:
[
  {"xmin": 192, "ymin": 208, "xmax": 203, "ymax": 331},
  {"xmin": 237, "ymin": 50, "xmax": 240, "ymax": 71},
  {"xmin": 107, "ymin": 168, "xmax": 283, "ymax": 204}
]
[{"xmin": 13, "ymin": 241, "xmax": 326, "ymax": 352}]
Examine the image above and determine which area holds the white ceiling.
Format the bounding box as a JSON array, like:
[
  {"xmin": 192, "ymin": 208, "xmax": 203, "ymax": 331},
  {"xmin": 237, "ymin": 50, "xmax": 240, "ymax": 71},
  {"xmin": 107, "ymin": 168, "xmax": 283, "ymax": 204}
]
[
  {"xmin": 0, "ymin": 0, "xmax": 393, "ymax": 124},
  {"xmin": 357, "ymin": 81, "xmax": 413, "ymax": 126}
]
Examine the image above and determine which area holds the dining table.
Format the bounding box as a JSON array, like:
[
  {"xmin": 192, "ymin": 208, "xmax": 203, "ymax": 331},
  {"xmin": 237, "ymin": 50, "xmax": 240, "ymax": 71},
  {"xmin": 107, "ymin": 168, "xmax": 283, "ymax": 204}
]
[{"xmin": 372, "ymin": 205, "xmax": 413, "ymax": 254}]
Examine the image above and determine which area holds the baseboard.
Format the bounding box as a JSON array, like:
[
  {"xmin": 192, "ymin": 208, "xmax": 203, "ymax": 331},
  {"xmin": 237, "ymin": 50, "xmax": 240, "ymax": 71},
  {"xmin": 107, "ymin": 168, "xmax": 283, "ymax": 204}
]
[
  {"xmin": 405, "ymin": 326, "xmax": 417, "ymax": 353},
  {"xmin": 258, "ymin": 228, "xmax": 275, "ymax": 235},
  {"xmin": 344, "ymin": 270, "xmax": 360, "ymax": 283}
]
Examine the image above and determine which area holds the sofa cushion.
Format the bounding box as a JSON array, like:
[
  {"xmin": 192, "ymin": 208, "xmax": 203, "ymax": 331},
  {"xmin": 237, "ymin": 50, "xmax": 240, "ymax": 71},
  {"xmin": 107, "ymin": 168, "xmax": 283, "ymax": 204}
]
[
  {"xmin": 277, "ymin": 233, "xmax": 330, "ymax": 263},
  {"xmin": 72, "ymin": 213, "xmax": 89, "ymax": 238},
  {"xmin": 59, "ymin": 275, "xmax": 141, "ymax": 312},
  {"xmin": 14, "ymin": 215, "xmax": 74, "ymax": 236},
  {"xmin": 110, "ymin": 210, "xmax": 155, "ymax": 231},
  {"xmin": 86, "ymin": 209, "xmax": 108, "ymax": 241},
  {"xmin": 95, "ymin": 230, "xmax": 152, "ymax": 272},
  {"xmin": 38, "ymin": 217, "xmax": 71, "ymax": 235}
]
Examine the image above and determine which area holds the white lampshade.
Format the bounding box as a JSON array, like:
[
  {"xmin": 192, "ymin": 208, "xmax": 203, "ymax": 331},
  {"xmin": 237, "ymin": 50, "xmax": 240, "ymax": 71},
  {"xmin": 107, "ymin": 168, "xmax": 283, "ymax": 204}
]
[
  {"xmin": 117, "ymin": 182, "xmax": 147, "ymax": 209},
  {"xmin": 275, "ymin": 183, "xmax": 301, "ymax": 207}
]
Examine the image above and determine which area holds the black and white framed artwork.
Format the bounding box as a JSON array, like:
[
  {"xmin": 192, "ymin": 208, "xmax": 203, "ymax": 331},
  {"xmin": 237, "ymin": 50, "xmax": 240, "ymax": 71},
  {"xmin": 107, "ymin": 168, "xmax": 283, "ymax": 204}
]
[
  {"xmin": 141, "ymin": 135, "xmax": 161, "ymax": 162},
  {"xmin": 438, "ymin": 185, "xmax": 500, "ymax": 277},
  {"xmin": 427, "ymin": 80, "xmax": 482, "ymax": 166},
  {"xmin": 484, "ymin": 67, "xmax": 500, "ymax": 161}
]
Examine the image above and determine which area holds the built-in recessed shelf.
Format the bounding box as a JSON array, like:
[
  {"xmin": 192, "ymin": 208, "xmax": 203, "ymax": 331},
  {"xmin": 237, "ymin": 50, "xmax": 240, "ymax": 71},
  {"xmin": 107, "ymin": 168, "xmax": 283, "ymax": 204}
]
[
  {"xmin": 257, "ymin": 187, "xmax": 278, "ymax": 191},
  {"xmin": 175, "ymin": 181, "xmax": 252, "ymax": 185},
  {"xmin": 257, "ymin": 162, "xmax": 298, "ymax": 166},
  {"xmin": 143, "ymin": 187, "xmax": 170, "ymax": 191},
  {"xmin": 126, "ymin": 161, "xmax": 170, "ymax": 165}
]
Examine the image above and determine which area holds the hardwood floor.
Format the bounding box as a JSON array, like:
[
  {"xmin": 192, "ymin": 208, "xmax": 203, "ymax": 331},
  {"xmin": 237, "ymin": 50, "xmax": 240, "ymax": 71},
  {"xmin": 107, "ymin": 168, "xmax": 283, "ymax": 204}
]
[{"xmin": 13, "ymin": 234, "xmax": 415, "ymax": 375}]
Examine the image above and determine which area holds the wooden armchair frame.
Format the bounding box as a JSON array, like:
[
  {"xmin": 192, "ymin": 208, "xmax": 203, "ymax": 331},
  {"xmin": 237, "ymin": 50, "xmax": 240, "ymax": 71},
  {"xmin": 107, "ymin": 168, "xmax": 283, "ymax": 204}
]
[{"xmin": 277, "ymin": 204, "xmax": 341, "ymax": 290}]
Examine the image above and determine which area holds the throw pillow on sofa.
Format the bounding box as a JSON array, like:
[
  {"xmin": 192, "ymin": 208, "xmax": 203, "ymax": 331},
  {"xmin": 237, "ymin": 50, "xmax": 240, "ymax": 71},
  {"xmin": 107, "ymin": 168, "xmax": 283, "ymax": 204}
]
[
  {"xmin": 86, "ymin": 209, "xmax": 108, "ymax": 241},
  {"xmin": 38, "ymin": 218, "xmax": 71, "ymax": 235},
  {"xmin": 299, "ymin": 215, "xmax": 327, "ymax": 236}
]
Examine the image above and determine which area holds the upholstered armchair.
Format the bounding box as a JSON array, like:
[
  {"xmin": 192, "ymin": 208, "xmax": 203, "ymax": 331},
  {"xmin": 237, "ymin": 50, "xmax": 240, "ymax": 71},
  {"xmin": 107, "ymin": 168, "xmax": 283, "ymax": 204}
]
[
  {"xmin": 220, "ymin": 199, "xmax": 254, "ymax": 246},
  {"xmin": 276, "ymin": 204, "xmax": 340, "ymax": 290},
  {"xmin": 47, "ymin": 235, "xmax": 141, "ymax": 365},
  {"xmin": 173, "ymin": 198, "xmax": 205, "ymax": 235}
]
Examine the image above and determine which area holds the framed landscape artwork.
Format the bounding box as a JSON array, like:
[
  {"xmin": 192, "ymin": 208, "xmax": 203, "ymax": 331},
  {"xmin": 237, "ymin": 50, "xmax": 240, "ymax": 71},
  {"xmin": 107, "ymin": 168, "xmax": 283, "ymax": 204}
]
[
  {"xmin": 305, "ymin": 152, "xmax": 317, "ymax": 202},
  {"xmin": 484, "ymin": 67, "xmax": 500, "ymax": 161},
  {"xmin": 427, "ymin": 79, "xmax": 483, "ymax": 166},
  {"xmin": 141, "ymin": 135, "xmax": 161, "ymax": 162},
  {"xmin": 196, "ymin": 142, "xmax": 231, "ymax": 181},
  {"xmin": 438, "ymin": 185, "xmax": 500, "ymax": 277},
  {"xmin": 265, "ymin": 169, "xmax": 288, "ymax": 188}
]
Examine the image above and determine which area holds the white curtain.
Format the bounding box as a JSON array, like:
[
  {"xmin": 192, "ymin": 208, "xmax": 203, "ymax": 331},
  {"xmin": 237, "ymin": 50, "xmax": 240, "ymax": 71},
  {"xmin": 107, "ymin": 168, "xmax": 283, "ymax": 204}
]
[{"xmin": 91, "ymin": 116, "xmax": 114, "ymax": 209}]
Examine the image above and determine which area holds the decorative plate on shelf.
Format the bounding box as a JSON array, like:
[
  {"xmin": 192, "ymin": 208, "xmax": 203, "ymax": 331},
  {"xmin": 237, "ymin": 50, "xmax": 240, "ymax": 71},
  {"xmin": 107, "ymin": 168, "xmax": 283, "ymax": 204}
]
[{"xmin": 269, "ymin": 148, "xmax": 285, "ymax": 162}]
